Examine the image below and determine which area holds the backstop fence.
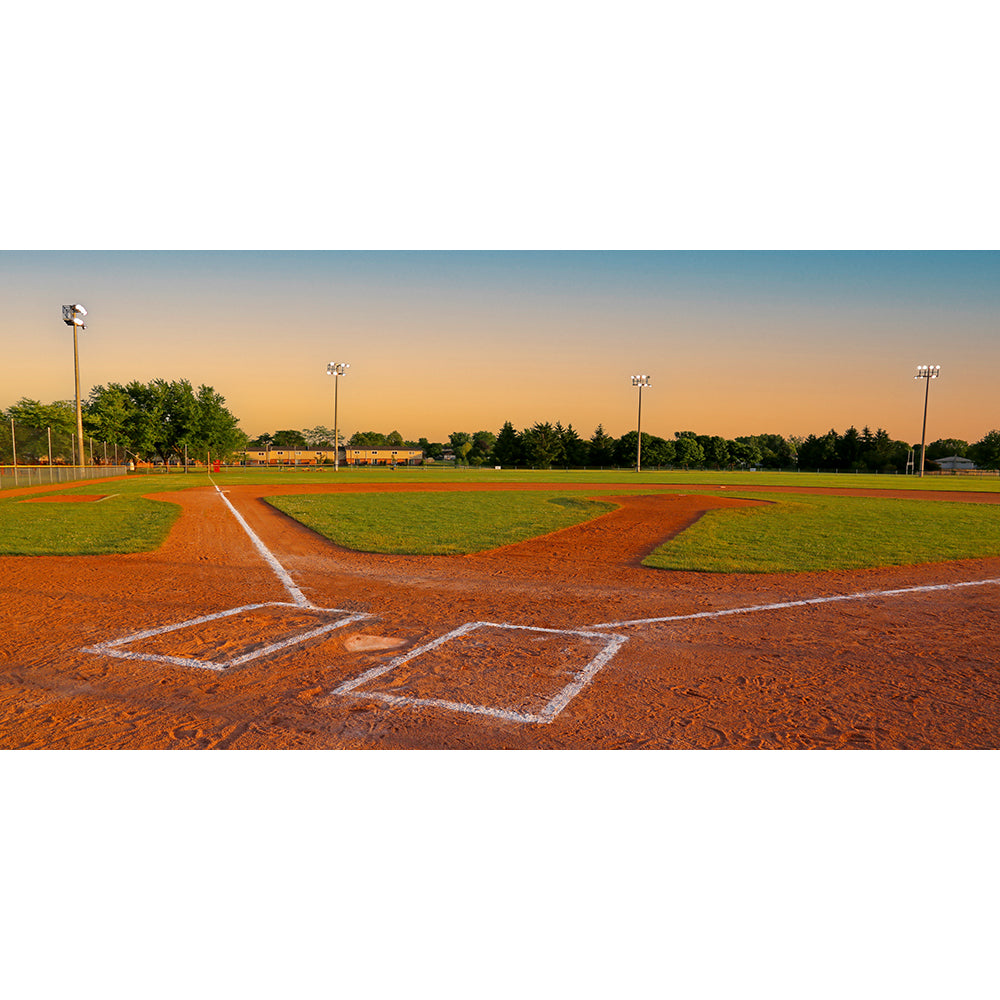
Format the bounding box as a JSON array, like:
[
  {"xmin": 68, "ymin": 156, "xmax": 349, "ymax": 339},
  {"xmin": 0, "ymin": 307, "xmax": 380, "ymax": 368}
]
[{"xmin": 0, "ymin": 420, "xmax": 130, "ymax": 490}]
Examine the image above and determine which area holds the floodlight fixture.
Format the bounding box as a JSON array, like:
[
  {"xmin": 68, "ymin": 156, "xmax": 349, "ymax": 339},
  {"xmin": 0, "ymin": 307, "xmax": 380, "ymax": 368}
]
[
  {"xmin": 63, "ymin": 303, "xmax": 87, "ymax": 327},
  {"xmin": 631, "ymin": 374, "xmax": 651, "ymax": 472},
  {"xmin": 326, "ymin": 361, "xmax": 350, "ymax": 470},
  {"xmin": 914, "ymin": 363, "xmax": 941, "ymax": 477},
  {"xmin": 63, "ymin": 303, "xmax": 88, "ymax": 466}
]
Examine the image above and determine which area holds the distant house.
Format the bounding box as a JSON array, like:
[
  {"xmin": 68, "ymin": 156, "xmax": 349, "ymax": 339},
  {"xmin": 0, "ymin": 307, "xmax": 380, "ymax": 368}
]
[
  {"xmin": 244, "ymin": 447, "xmax": 423, "ymax": 467},
  {"xmin": 932, "ymin": 455, "xmax": 976, "ymax": 471}
]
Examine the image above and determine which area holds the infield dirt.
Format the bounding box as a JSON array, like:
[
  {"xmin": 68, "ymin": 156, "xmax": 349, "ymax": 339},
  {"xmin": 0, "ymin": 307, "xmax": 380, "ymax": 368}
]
[{"xmin": 2, "ymin": 480, "xmax": 998, "ymax": 748}]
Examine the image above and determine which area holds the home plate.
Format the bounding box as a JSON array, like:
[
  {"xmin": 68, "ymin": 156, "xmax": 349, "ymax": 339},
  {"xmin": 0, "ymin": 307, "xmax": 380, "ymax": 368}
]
[
  {"xmin": 83, "ymin": 602, "xmax": 370, "ymax": 672},
  {"xmin": 344, "ymin": 634, "xmax": 409, "ymax": 652}
]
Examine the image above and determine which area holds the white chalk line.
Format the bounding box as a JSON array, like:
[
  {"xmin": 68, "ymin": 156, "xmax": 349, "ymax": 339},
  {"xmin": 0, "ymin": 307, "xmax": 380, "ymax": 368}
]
[
  {"xmin": 332, "ymin": 621, "xmax": 628, "ymax": 725},
  {"xmin": 588, "ymin": 576, "xmax": 1000, "ymax": 629},
  {"xmin": 210, "ymin": 479, "xmax": 310, "ymax": 607},
  {"xmin": 83, "ymin": 601, "xmax": 371, "ymax": 672}
]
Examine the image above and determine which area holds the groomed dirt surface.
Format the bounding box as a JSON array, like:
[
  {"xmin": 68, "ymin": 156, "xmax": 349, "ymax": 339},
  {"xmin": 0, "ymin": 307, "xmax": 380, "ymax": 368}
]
[{"xmin": 2, "ymin": 478, "xmax": 999, "ymax": 749}]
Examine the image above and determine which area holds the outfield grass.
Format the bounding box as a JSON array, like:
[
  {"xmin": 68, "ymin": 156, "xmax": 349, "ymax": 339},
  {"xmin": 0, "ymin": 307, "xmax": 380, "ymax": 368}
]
[
  {"xmin": 643, "ymin": 492, "xmax": 1000, "ymax": 572},
  {"xmin": 208, "ymin": 466, "xmax": 1000, "ymax": 493},
  {"xmin": 2, "ymin": 468, "xmax": 999, "ymax": 566},
  {"xmin": 265, "ymin": 491, "xmax": 616, "ymax": 554}
]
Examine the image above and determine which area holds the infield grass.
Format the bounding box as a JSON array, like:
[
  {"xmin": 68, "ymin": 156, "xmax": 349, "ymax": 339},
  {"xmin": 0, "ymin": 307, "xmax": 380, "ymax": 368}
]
[
  {"xmin": 265, "ymin": 491, "xmax": 617, "ymax": 554},
  {"xmin": 0, "ymin": 492, "xmax": 182, "ymax": 555}
]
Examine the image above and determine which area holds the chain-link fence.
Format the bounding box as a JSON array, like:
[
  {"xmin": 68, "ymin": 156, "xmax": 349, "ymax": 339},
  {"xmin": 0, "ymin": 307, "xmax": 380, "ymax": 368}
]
[{"xmin": 0, "ymin": 420, "xmax": 130, "ymax": 490}]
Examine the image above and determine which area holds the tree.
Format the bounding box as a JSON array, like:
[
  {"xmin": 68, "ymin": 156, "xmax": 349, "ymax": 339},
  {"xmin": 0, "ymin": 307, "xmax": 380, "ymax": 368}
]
[
  {"xmin": 926, "ymin": 438, "xmax": 970, "ymax": 460},
  {"xmin": 6, "ymin": 398, "xmax": 76, "ymax": 434},
  {"xmin": 673, "ymin": 432, "xmax": 705, "ymax": 468},
  {"xmin": 3, "ymin": 398, "xmax": 78, "ymax": 463},
  {"xmin": 303, "ymin": 425, "xmax": 337, "ymax": 447},
  {"xmin": 753, "ymin": 433, "xmax": 795, "ymax": 469},
  {"xmin": 797, "ymin": 429, "xmax": 838, "ymax": 470},
  {"xmin": 522, "ymin": 422, "xmax": 563, "ymax": 468},
  {"xmin": 448, "ymin": 431, "xmax": 473, "ymax": 464},
  {"xmin": 561, "ymin": 424, "xmax": 589, "ymax": 467},
  {"xmin": 589, "ymin": 424, "xmax": 616, "ymax": 467},
  {"xmin": 349, "ymin": 431, "xmax": 388, "ymax": 448},
  {"xmin": 470, "ymin": 430, "xmax": 497, "ymax": 466},
  {"xmin": 644, "ymin": 435, "xmax": 675, "ymax": 467},
  {"xmin": 969, "ymin": 430, "xmax": 1000, "ymax": 469},
  {"xmin": 86, "ymin": 379, "xmax": 242, "ymax": 464},
  {"xmin": 705, "ymin": 435, "xmax": 730, "ymax": 469},
  {"xmin": 615, "ymin": 431, "xmax": 665, "ymax": 467},
  {"xmin": 271, "ymin": 429, "xmax": 308, "ymax": 449},
  {"xmin": 837, "ymin": 425, "xmax": 863, "ymax": 468},
  {"xmin": 729, "ymin": 439, "xmax": 761, "ymax": 468},
  {"xmin": 494, "ymin": 421, "xmax": 521, "ymax": 467},
  {"xmin": 191, "ymin": 385, "xmax": 245, "ymax": 462}
]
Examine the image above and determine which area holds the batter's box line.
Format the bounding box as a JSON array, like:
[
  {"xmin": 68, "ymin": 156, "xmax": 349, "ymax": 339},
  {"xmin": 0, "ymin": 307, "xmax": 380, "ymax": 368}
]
[
  {"xmin": 83, "ymin": 602, "xmax": 372, "ymax": 672},
  {"xmin": 331, "ymin": 620, "xmax": 628, "ymax": 725}
]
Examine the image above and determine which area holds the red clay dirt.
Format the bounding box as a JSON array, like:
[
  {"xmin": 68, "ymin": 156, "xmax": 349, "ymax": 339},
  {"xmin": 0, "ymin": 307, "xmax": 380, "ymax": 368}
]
[{"xmin": 2, "ymin": 479, "xmax": 999, "ymax": 749}]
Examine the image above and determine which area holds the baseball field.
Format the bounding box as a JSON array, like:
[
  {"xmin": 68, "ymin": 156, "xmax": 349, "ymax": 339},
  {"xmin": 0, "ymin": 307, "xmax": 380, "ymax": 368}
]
[{"xmin": 2, "ymin": 468, "xmax": 998, "ymax": 749}]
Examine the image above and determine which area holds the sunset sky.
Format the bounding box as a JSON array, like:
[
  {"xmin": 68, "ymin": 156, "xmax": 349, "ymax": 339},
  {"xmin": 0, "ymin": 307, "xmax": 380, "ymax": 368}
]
[{"xmin": 3, "ymin": 250, "xmax": 998, "ymax": 446}]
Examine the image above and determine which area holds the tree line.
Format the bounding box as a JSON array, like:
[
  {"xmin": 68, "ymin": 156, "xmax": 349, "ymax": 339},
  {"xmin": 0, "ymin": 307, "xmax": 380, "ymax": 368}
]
[
  {"xmin": 3, "ymin": 381, "xmax": 245, "ymax": 465},
  {"xmin": 10, "ymin": 388, "xmax": 1000, "ymax": 471},
  {"xmin": 246, "ymin": 421, "xmax": 998, "ymax": 472}
]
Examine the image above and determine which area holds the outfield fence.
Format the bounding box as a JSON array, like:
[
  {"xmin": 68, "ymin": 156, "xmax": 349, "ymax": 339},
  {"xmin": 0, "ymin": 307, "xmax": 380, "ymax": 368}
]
[{"xmin": 0, "ymin": 419, "xmax": 130, "ymax": 491}]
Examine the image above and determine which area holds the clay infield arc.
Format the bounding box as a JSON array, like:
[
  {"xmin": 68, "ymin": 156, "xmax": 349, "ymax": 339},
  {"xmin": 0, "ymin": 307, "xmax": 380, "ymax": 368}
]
[{"xmin": 1, "ymin": 479, "xmax": 999, "ymax": 748}]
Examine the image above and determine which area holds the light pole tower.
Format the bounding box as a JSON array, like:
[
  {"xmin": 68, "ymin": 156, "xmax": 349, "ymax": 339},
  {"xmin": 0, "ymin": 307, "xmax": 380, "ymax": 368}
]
[
  {"xmin": 631, "ymin": 374, "xmax": 651, "ymax": 472},
  {"xmin": 914, "ymin": 364, "xmax": 940, "ymax": 477},
  {"xmin": 63, "ymin": 304, "xmax": 88, "ymax": 466},
  {"xmin": 326, "ymin": 361, "xmax": 350, "ymax": 471}
]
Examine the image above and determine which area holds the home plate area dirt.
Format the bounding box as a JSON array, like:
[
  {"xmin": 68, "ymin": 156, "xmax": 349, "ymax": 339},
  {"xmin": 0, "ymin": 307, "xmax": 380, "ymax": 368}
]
[{"xmin": 2, "ymin": 481, "xmax": 998, "ymax": 748}]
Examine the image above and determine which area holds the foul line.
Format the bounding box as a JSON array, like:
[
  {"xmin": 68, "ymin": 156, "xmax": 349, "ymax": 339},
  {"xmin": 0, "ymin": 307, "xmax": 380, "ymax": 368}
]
[
  {"xmin": 589, "ymin": 576, "xmax": 1000, "ymax": 629},
  {"xmin": 210, "ymin": 480, "xmax": 310, "ymax": 607}
]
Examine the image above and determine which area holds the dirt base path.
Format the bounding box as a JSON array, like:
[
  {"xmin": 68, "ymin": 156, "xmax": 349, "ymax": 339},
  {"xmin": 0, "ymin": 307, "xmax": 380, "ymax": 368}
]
[{"xmin": 2, "ymin": 481, "xmax": 998, "ymax": 748}]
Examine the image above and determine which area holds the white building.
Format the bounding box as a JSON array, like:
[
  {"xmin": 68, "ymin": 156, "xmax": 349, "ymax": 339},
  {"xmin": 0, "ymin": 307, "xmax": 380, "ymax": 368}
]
[{"xmin": 932, "ymin": 455, "xmax": 976, "ymax": 471}]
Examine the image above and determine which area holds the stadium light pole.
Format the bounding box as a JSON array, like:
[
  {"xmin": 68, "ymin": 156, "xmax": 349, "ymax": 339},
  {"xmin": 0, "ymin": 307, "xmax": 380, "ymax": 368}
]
[
  {"xmin": 63, "ymin": 304, "xmax": 88, "ymax": 467},
  {"xmin": 914, "ymin": 364, "xmax": 940, "ymax": 477},
  {"xmin": 631, "ymin": 374, "xmax": 651, "ymax": 472},
  {"xmin": 326, "ymin": 361, "xmax": 350, "ymax": 471}
]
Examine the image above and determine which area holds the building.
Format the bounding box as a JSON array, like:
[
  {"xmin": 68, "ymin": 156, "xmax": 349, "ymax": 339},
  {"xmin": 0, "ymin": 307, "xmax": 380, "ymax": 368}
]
[
  {"xmin": 244, "ymin": 447, "xmax": 424, "ymax": 467},
  {"xmin": 931, "ymin": 455, "xmax": 977, "ymax": 472}
]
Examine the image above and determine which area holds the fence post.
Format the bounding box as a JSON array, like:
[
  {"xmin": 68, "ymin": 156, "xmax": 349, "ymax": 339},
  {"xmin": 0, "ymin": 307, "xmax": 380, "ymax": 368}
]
[
  {"xmin": 11, "ymin": 418, "xmax": 17, "ymax": 488},
  {"xmin": 48, "ymin": 426, "xmax": 54, "ymax": 484}
]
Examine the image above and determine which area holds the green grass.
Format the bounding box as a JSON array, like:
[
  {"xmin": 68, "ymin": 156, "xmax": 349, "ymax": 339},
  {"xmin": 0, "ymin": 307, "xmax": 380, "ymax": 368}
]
[
  {"xmin": 3, "ymin": 467, "xmax": 999, "ymax": 565},
  {"xmin": 209, "ymin": 466, "xmax": 1000, "ymax": 492},
  {"xmin": 265, "ymin": 491, "xmax": 616, "ymax": 554},
  {"xmin": 0, "ymin": 492, "xmax": 182, "ymax": 555},
  {"xmin": 643, "ymin": 492, "xmax": 1000, "ymax": 572}
]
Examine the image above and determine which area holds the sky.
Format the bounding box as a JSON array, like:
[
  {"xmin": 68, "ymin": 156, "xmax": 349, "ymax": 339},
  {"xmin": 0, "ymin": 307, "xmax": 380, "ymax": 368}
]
[
  {"xmin": 4, "ymin": 4, "xmax": 997, "ymax": 989},
  {"xmin": 2, "ymin": 250, "xmax": 998, "ymax": 446}
]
